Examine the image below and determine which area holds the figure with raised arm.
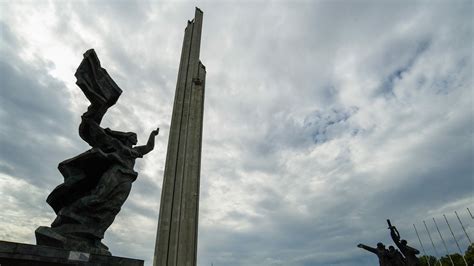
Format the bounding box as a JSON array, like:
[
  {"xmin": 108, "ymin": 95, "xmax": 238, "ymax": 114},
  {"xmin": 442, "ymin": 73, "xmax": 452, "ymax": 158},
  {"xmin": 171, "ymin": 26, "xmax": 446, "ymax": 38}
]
[
  {"xmin": 35, "ymin": 49, "xmax": 159, "ymax": 255},
  {"xmin": 388, "ymin": 220, "xmax": 420, "ymax": 266},
  {"xmin": 357, "ymin": 242, "xmax": 391, "ymax": 266}
]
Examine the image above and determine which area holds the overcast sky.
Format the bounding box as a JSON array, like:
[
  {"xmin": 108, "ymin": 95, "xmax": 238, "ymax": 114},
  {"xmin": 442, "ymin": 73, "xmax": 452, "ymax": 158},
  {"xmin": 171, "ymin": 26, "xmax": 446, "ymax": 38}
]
[{"xmin": 0, "ymin": 1, "xmax": 472, "ymax": 265}]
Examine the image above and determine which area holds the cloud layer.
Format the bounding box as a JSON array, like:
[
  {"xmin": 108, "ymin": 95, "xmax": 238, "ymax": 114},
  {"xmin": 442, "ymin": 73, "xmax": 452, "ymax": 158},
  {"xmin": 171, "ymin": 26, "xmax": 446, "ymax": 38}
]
[{"xmin": 1, "ymin": 1, "xmax": 472, "ymax": 265}]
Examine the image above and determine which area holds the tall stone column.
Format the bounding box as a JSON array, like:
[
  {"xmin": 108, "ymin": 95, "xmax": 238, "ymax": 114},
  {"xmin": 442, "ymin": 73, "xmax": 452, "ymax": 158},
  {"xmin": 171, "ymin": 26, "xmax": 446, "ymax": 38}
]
[{"xmin": 153, "ymin": 8, "xmax": 206, "ymax": 266}]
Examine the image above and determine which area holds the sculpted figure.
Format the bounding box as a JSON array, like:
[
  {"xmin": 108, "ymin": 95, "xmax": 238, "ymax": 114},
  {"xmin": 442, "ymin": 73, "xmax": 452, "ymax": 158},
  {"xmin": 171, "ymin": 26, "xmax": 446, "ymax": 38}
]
[
  {"xmin": 35, "ymin": 49, "xmax": 158, "ymax": 255},
  {"xmin": 357, "ymin": 242, "xmax": 391, "ymax": 266},
  {"xmin": 388, "ymin": 220, "xmax": 420, "ymax": 266},
  {"xmin": 388, "ymin": 245, "xmax": 407, "ymax": 266}
]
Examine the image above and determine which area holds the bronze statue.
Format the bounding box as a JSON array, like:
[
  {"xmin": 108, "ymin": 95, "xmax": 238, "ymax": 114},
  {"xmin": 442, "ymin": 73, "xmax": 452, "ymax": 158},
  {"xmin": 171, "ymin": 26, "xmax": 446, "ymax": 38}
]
[
  {"xmin": 388, "ymin": 220, "xmax": 420, "ymax": 266},
  {"xmin": 35, "ymin": 49, "xmax": 159, "ymax": 255},
  {"xmin": 388, "ymin": 245, "xmax": 407, "ymax": 266},
  {"xmin": 357, "ymin": 242, "xmax": 392, "ymax": 266}
]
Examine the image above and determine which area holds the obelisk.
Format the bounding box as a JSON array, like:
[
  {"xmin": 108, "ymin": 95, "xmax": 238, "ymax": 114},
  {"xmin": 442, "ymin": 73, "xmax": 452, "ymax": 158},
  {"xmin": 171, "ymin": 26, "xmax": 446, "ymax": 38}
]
[{"xmin": 153, "ymin": 8, "xmax": 206, "ymax": 266}]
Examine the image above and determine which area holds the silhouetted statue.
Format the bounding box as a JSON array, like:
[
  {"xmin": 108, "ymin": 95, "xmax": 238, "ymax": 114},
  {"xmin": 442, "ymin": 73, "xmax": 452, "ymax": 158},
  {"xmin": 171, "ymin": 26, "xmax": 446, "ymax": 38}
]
[
  {"xmin": 35, "ymin": 49, "xmax": 159, "ymax": 255},
  {"xmin": 358, "ymin": 242, "xmax": 391, "ymax": 266},
  {"xmin": 388, "ymin": 245, "xmax": 407, "ymax": 266},
  {"xmin": 388, "ymin": 220, "xmax": 420, "ymax": 266}
]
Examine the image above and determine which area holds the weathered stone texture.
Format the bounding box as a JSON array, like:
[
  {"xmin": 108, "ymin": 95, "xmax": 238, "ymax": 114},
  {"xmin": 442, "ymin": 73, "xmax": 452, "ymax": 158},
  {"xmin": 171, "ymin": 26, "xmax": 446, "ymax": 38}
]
[
  {"xmin": 0, "ymin": 240, "xmax": 144, "ymax": 266},
  {"xmin": 153, "ymin": 8, "xmax": 206, "ymax": 266}
]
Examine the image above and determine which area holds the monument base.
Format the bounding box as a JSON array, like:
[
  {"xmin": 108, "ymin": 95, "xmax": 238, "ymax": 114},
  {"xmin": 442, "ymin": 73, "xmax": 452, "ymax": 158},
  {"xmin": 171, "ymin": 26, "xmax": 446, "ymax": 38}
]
[
  {"xmin": 35, "ymin": 226, "xmax": 111, "ymax": 256},
  {"xmin": 0, "ymin": 240, "xmax": 144, "ymax": 266}
]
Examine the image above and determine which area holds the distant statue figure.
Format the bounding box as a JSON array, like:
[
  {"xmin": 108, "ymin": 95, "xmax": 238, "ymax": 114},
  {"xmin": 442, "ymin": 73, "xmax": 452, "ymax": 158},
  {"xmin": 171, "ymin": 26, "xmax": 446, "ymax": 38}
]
[
  {"xmin": 388, "ymin": 220, "xmax": 420, "ymax": 266},
  {"xmin": 388, "ymin": 245, "xmax": 407, "ymax": 266},
  {"xmin": 357, "ymin": 242, "xmax": 391, "ymax": 266},
  {"xmin": 35, "ymin": 49, "xmax": 159, "ymax": 255}
]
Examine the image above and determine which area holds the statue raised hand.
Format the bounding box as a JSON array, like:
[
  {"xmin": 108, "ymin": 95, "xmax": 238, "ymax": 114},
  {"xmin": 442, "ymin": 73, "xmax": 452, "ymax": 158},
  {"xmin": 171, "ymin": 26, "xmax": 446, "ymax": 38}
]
[{"xmin": 35, "ymin": 49, "xmax": 159, "ymax": 255}]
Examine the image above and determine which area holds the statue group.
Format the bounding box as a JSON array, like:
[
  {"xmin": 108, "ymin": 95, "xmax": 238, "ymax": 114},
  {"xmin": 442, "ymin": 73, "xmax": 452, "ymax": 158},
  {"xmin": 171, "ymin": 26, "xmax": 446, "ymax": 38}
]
[
  {"xmin": 35, "ymin": 49, "xmax": 159, "ymax": 255},
  {"xmin": 358, "ymin": 220, "xmax": 421, "ymax": 266}
]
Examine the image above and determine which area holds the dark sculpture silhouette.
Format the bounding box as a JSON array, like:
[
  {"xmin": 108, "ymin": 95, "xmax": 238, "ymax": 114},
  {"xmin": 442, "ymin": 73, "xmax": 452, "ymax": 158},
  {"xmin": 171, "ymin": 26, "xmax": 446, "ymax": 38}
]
[
  {"xmin": 357, "ymin": 220, "xmax": 423, "ymax": 265},
  {"xmin": 388, "ymin": 245, "xmax": 407, "ymax": 266},
  {"xmin": 388, "ymin": 219, "xmax": 420, "ymax": 266},
  {"xmin": 35, "ymin": 49, "xmax": 159, "ymax": 255},
  {"xmin": 357, "ymin": 242, "xmax": 392, "ymax": 266}
]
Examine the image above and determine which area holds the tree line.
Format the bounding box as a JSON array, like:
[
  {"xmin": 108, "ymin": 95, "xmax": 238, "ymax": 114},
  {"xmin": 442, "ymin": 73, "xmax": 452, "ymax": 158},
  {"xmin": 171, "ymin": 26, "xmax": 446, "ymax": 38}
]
[{"xmin": 419, "ymin": 243, "xmax": 473, "ymax": 266}]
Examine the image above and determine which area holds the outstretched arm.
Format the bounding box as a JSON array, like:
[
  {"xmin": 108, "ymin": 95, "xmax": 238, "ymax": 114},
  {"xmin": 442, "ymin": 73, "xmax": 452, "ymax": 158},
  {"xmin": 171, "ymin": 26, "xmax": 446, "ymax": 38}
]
[
  {"xmin": 357, "ymin": 244, "xmax": 377, "ymax": 254},
  {"xmin": 134, "ymin": 128, "xmax": 159, "ymax": 156}
]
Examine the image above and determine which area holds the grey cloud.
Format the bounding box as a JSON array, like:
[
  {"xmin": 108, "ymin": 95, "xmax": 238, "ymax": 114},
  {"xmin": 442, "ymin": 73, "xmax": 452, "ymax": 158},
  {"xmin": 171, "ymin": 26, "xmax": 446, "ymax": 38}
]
[
  {"xmin": 304, "ymin": 107, "xmax": 359, "ymax": 144},
  {"xmin": 376, "ymin": 39, "xmax": 431, "ymax": 97},
  {"xmin": 240, "ymin": 106, "xmax": 359, "ymax": 174},
  {"xmin": 0, "ymin": 27, "xmax": 84, "ymax": 188},
  {"xmin": 1, "ymin": 1, "xmax": 473, "ymax": 266}
]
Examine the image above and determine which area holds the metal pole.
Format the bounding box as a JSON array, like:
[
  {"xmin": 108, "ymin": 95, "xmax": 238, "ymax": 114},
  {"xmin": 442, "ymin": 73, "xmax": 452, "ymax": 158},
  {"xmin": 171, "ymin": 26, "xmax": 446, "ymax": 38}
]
[
  {"xmin": 444, "ymin": 214, "xmax": 468, "ymax": 266},
  {"xmin": 455, "ymin": 211, "xmax": 472, "ymax": 244},
  {"xmin": 414, "ymin": 223, "xmax": 431, "ymax": 266},
  {"xmin": 467, "ymin": 208, "xmax": 474, "ymax": 220},
  {"xmin": 433, "ymin": 217, "xmax": 454, "ymax": 266},
  {"xmin": 424, "ymin": 220, "xmax": 443, "ymax": 266}
]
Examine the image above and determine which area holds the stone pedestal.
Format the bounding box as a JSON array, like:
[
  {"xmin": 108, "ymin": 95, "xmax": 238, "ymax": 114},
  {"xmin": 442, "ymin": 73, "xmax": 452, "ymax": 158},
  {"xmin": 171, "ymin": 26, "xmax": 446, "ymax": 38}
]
[{"xmin": 0, "ymin": 240, "xmax": 144, "ymax": 266}]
